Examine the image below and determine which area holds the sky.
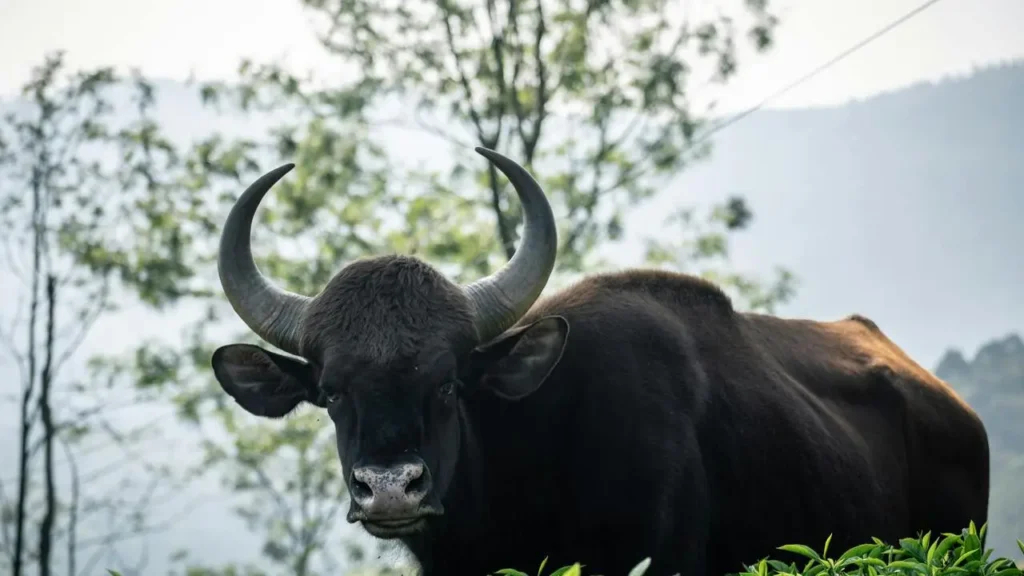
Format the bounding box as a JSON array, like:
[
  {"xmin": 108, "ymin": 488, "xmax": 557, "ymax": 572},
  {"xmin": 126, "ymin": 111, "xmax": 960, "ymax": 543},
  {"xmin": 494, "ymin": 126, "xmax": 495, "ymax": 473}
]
[
  {"xmin": 2, "ymin": 0, "xmax": 1024, "ymax": 109},
  {"xmin": 2, "ymin": 0, "xmax": 1024, "ymax": 573}
]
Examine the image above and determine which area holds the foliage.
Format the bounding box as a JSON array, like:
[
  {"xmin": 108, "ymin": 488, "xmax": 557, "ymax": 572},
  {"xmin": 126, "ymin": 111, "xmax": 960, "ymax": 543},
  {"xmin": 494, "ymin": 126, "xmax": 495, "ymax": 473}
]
[
  {"xmin": 200, "ymin": 411, "xmax": 347, "ymax": 575},
  {"xmin": 0, "ymin": 52, "xmax": 193, "ymax": 576},
  {"xmin": 494, "ymin": 523, "xmax": 1024, "ymax": 576},
  {"xmin": 111, "ymin": 524, "xmax": 1024, "ymax": 575},
  {"xmin": 734, "ymin": 524, "xmax": 1023, "ymax": 576},
  {"xmin": 196, "ymin": 0, "xmax": 786, "ymax": 290}
]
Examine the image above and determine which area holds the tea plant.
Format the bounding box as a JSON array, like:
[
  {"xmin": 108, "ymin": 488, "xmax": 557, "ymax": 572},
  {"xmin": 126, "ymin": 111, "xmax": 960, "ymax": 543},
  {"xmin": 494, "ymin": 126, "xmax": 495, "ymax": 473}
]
[
  {"xmin": 109, "ymin": 522, "xmax": 1023, "ymax": 575},
  {"xmin": 496, "ymin": 522, "xmax": 1024, "ymax": 576}
]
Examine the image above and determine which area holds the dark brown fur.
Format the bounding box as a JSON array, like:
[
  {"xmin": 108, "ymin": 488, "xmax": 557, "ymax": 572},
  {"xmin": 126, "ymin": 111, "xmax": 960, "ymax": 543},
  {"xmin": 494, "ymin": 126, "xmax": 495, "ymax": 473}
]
[
  {"xmin": 299, "ymin": 255, "xmax": 478, "ymax": 362},
  {"xmin": 468, "ymin": 268, "xmax": 990, "ymax": 574},
  {"xmin": 213, "ymin": 261, "xmax": 990, "ymax": 576}
]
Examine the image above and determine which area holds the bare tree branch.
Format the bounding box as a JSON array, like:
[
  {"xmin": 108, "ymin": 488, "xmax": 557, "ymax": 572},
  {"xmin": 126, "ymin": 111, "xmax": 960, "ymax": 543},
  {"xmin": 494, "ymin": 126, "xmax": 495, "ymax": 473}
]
[
  {"xmin": 524, "ymin": 0, "xmax": 548, "ymax": 161},
  {"xmin": 0, "ymin": 475, "xmax": 12, "ymax": 563},
  {"xmin": 38, "ymin": 274, "xmax": 58, "ymax": 576},
  {"xmin": 57, "ymin": 435, "xmax": 79, "ymax": 576},
  {"xmin": 50, "ymin": 279, "xmax": 110, "ymax": 378},
  {"xmin": 437, "ymin": 0, "xmax": 514, "ymax": 258}
]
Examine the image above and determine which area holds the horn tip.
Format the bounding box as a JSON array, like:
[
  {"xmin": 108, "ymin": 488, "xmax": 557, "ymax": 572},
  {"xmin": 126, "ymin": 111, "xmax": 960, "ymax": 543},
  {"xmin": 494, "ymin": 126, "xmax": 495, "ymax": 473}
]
[{"xmin": 474, "ymin": 146, "xmax": 500, "ymax": 160}]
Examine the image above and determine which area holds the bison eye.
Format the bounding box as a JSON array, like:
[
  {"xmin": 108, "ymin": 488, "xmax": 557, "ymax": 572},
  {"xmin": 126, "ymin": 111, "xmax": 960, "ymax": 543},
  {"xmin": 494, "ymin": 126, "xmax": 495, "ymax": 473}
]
[
  {"xmin": 324, "ymin": 392, "xmax": 341, "ymax": 405},
  {"xmin": 438, "ymin": 381, "xmax": 456, "ymax": 397}
]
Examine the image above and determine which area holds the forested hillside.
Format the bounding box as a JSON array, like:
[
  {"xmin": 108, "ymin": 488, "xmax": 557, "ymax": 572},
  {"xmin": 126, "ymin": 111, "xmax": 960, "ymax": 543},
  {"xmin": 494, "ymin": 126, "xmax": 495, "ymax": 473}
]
[{"xmin": 936, "ymin": 334, "xmax": 1024, "ymax": 561}]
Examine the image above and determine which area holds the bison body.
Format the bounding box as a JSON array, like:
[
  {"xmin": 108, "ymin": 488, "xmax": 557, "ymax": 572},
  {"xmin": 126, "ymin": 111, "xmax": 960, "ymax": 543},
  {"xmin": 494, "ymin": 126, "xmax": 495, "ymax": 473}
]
[{"xmin": 209, "ymin": 148, "xmax": 989, "ymax": 576}]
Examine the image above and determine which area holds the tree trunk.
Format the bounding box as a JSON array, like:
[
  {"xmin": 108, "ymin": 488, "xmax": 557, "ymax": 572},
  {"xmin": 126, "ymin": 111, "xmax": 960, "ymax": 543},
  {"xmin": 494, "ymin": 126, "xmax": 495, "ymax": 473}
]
[
  {"xmin": 59, "ymin": 436, "xmax": 79, "ymax": 576},
  {"xmin": 38, "ymin": 274, "xmax": 58, "ymax": 576},
  {"xmin": 14, "ymin": 165, "xmax": 44, "ymax": 576}
]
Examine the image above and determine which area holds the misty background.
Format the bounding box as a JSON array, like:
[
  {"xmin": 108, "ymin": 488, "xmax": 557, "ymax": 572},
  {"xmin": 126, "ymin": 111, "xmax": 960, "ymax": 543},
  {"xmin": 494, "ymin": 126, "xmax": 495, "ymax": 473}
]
[{"xmin": 1, "ymin": 0, "xmax": 1022, "ymax": 574}]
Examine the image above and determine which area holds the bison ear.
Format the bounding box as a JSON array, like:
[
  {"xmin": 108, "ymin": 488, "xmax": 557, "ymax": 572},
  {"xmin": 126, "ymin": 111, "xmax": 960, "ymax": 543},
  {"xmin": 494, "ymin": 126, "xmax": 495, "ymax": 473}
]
[
  {"xmin": 211, "ymin": 344, "xmax": 321, "ymax": 418},
  {"xmin": 469, "ymin": 315, "xmax": 569, "ymax": 401}
]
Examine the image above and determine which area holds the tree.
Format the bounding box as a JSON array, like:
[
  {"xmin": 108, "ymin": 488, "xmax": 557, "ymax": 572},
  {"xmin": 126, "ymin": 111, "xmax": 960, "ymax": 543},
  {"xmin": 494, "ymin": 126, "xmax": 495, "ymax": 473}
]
[
  {"xmin": 109, "ymin": 0, "xmax": 794, "ymax": 572},
  {"xmin": 201, "ymin": 0, "xmax": 783, "ymax": 277},
  {"xmin": 0, "ymin": 52, "xmax": 201, "ymax": 576}
]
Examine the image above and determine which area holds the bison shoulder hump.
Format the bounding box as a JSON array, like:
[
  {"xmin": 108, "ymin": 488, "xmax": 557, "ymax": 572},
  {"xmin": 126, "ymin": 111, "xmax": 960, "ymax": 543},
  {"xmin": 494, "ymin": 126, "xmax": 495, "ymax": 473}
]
[{"xmin": 846, "ymin": 313, "xmax": 882, "ymax": 334}]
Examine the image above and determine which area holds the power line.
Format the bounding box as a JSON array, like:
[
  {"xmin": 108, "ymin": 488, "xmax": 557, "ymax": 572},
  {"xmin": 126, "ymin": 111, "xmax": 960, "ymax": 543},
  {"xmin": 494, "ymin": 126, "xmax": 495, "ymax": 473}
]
[{"xmin": 692, "ymin": 0, "xmax": 948, "ymax": 147}]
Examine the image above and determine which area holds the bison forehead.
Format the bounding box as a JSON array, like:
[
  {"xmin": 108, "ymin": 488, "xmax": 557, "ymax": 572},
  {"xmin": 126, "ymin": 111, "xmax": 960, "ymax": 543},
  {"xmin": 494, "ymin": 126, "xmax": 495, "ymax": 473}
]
[{"xmin": 298, "ymin": 255, "xmax": 476, "ymax": 359}]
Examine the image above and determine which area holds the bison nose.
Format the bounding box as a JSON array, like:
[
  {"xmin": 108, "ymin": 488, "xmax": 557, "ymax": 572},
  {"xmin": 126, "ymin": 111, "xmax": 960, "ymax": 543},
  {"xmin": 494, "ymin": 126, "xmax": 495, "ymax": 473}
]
[{"xmin": 349, "ymin": 461, "xmax": 431, "ymax": 518}]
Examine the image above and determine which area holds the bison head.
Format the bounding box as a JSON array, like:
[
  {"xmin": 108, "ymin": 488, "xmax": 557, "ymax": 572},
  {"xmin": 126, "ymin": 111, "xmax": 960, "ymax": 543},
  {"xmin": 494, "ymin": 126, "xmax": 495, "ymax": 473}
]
[{"xmin": 210, "ymin": 148, "xmax": 568, "ymax": 538}]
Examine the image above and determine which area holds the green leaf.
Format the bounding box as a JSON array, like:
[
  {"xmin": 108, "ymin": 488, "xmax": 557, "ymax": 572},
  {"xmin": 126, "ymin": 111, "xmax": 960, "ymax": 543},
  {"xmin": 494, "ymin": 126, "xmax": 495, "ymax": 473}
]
[
  {"xmin": 837, "ymin": 543, "xmax": 881, "ymax": 562},
  {"xmin": 548, "ymin": 564, "xmax": 586, "ymax": 576},
  {"xmin": 932, "ymin": 533, "xmax": 961, "ymax": 566},
  {"xmin": 821, "ymin": 533, "xmax": 833, "ymax": 558},
  {"xmin": 886, "ymin": 559, "xmax": 928, "ymax": 573},
  {"xmin": 628, "ymin": 557, "xmax": 652, "ymax": 576},
  {"xmin": 900, "ymin": 537, "xmax": 928, "ymax": 562},
  {"xmin": 777, "ymin": 544, "xmax": 823, "ymax": 562},
  {"xmin": 849, "ymin": 557, "xmax": 888, "ymax": 568}
]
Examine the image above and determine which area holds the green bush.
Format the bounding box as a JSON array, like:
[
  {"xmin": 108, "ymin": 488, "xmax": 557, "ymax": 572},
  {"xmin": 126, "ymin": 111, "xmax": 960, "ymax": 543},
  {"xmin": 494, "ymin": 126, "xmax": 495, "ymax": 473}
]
[
  {"xmin": 497, "ymin": 523, "xmax": 1024, "ymax": 576},
  {"xmin": 108, "ymin": 523, "xmax": 1023, "ymax": 576}
]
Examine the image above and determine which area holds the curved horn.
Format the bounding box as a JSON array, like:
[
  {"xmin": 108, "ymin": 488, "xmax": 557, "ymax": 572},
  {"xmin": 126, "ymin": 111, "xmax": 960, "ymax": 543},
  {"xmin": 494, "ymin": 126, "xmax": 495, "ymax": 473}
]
[
  {"xmin": 218, "ymin": 164, "xmax": 312, "ymax": 354},
  {"xmin": 463, "ymin": 147, "xmax": 558, "ymax": 343}
]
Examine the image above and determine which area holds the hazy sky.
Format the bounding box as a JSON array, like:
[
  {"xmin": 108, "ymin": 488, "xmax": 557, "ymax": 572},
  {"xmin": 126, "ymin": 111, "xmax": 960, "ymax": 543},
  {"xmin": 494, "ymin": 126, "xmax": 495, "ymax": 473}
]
[{"xmin": 2, "ymin": 0, "xmax": 1024, "ymax": 109}]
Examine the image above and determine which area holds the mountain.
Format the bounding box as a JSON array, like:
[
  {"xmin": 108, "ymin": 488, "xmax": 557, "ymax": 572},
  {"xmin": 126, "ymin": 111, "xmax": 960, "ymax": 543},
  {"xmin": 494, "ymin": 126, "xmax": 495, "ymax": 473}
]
[
  {"xmin": 936, "ymin": 334, "xmax": 1024, "ymax": 562},
  {"xmin": 622, "ymin": 61, "xmax": 1024, "ymax": 370}
]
